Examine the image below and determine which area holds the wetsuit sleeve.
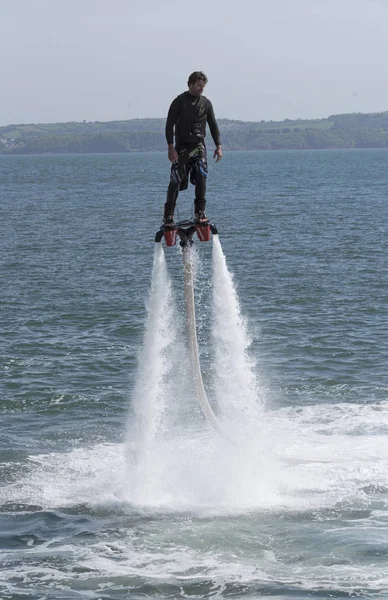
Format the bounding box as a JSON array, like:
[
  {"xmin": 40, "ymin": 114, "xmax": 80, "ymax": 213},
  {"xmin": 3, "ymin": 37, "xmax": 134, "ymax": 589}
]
[
  {"xmin": 207, "ymin": 100, "xmax": 221, "ymax": 147},
  {"xmin": 165, "ymin": 97, "xmax": 181, "ymax": 145}
]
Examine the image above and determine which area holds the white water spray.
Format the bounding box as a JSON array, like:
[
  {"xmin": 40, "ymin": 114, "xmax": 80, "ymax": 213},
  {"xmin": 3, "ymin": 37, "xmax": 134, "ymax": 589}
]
[
  {"xmin": 126, "ymin": 244, "xmax": 180, "ymax": 503},
  {"xmin": 212, "ymin": 236, "xmax": 261, "ymax": 425},
  {"xmin": 125, "ymin": 236, "xmax": 268, "ymax": 507}
]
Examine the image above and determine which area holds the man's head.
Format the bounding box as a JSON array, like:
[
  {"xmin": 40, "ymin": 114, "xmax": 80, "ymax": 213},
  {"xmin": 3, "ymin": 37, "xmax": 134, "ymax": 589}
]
[{"xmin": 187, "ymin": 71, "xmax": 208, "ymax": 96}]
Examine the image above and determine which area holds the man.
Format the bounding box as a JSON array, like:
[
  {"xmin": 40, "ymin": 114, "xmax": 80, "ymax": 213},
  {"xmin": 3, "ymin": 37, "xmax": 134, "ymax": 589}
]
[{"xmin": 163, "ymin": 71, "xmax": 222, "ymax": 227}]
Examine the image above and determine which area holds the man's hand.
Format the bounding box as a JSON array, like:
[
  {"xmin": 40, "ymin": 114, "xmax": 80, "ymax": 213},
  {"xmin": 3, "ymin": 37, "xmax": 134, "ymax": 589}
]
[
  {"xmin": 168, "ymin": 145, "xmax": 178, "ymax": 163},
  {"xmin": 213, "ymin": 145, "xmax": 223, "ymax": 162}
]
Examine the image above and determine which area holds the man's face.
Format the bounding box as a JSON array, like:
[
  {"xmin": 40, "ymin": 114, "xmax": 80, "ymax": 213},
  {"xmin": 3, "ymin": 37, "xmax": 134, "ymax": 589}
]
[{"xmin": 189, "ymin": 79, "xmax": 206, "ymax": 96}]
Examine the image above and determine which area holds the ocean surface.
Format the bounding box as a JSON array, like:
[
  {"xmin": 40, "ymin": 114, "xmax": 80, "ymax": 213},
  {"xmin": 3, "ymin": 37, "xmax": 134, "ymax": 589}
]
[{"xmin": 1, "ymin": 149, "xmax": 388, "ymax": 599}]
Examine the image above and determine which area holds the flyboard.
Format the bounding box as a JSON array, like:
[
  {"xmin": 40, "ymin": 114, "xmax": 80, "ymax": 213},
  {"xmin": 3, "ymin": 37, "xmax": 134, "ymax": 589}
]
[{"xmin": 155, "ymin": 219, "xmax": 224, "ymax": 437}]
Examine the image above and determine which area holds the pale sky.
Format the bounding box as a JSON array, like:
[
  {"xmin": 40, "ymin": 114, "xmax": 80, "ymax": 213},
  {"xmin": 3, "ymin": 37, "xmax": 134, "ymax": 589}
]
[{"xmin": 1, "ymin": 0, "xmax": 387, "ymax": 126}]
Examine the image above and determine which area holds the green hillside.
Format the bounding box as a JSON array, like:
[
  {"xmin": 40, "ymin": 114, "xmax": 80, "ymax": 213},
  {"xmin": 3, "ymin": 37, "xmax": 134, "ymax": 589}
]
[{"xmin": 2, "ymin": 112, "xmax": 388, "ymax": 154}]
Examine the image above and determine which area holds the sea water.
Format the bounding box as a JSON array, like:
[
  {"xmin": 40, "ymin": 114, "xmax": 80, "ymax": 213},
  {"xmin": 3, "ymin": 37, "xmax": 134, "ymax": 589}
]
[{"xmin": 1, "ymin": 149, "xmax": 388, "ymax": 599}]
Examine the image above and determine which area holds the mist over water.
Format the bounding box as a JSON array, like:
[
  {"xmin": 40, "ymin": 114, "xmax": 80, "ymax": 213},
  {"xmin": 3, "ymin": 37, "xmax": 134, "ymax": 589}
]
[{"xmin": 1, "ymin": 150, "xmax": 388, "ymax": 599}]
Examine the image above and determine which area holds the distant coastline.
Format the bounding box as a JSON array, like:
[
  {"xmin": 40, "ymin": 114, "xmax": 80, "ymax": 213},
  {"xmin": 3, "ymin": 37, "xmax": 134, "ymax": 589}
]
[{"xmin": 2, "ymin": 112, "xmax": 388, "ymax": 154}]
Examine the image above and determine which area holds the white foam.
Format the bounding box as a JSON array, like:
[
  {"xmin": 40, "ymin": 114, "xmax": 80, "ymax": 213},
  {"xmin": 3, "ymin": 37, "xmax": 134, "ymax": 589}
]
[{"xmin": 1, "ymin": 403, "xmax": 388, "ymax": 514}]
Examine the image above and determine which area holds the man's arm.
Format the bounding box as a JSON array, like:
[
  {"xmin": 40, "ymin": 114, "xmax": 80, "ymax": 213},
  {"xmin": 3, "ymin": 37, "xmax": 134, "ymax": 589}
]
[
  {"xmin": 207, "ymin": 100, "xmax": 222, "ymax": 162},
  {"xmin": 165, "ymin": 96, "xmax": 181, "ymax": 163},
  {"xmin": 165, "ymin": 97, "xmax": 181, "ymax": 145}
]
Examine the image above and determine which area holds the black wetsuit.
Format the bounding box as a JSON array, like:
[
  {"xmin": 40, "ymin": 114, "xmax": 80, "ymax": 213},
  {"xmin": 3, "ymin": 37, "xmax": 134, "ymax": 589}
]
[{"xmin": 164, "ymin": 91, "xmax": 221, "ymax": 221}]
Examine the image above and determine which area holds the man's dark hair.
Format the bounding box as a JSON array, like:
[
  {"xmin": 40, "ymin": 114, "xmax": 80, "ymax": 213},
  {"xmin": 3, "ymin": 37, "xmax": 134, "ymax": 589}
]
[{"xmin": 187, "ymin": 71, "xmax": 208, "ymax": 86}]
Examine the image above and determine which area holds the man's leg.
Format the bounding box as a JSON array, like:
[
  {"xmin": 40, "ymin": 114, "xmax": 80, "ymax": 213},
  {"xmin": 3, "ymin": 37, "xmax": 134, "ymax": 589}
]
[
  {"xmin": 164, "ymin": 172, "xmax": 179, "ymax": 224},
  {"xmin": 163, "ymin": 148, "xmax": 189, "ymax": 224},
  {"xmin": 193, "ymin": 144, "xmax": 208, "ymax": 221}
]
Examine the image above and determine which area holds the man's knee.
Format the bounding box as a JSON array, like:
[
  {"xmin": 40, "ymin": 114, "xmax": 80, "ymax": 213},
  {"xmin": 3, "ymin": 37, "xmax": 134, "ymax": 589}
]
[
  {"xmin": 170, "ymin": 163, "xmax": 184, "ymax": 184},
  {"xmin": 198, "ymin": 158, "xmax": 208, "ymax": 179},
  {"xmin": 190, "ymin": 160, "xmax": 207, "ymax": 188}
]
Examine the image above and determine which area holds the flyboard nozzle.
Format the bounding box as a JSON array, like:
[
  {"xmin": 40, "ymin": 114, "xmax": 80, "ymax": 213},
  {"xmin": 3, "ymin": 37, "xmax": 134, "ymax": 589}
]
[
  {"xmin": 163, "ymin": 228, "xmax": 178, "ymax": 247},
  {"xmin": 195, "ymin": 224, "xmax": 211, "ymax": 242},
  {"xmin": 154, "ymin": 219, "xmax": 217, "ymax": 247}
]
